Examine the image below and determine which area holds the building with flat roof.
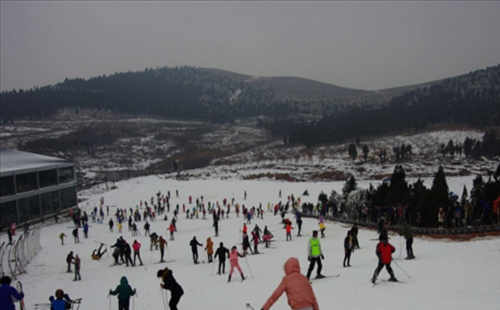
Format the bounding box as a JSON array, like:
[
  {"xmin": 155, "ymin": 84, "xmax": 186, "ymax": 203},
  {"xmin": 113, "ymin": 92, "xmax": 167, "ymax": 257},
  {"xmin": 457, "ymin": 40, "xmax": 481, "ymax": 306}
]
[{"xmin": 0, "ymin": 149, "xmax": 77, "ymax": 228}]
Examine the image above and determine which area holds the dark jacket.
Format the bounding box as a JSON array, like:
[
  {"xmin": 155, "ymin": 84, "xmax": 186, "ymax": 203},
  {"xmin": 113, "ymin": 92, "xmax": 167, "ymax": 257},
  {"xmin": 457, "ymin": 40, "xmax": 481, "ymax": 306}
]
[
  {"xmin": 109, "ymin": 276, "xmax": 136, "ymax": 300},
  {"xmin": 189, "ymin": 238, "xmax": 202, "ymax": 252},
  {"xmin": 214, "ymin": 246, "xmax": 229, "ymax": 261},
  {"xmin": 0, "ymin": 284, "xmax": 24, "ymax": 310},
  {"xmin": 160, "ymin": 268, "xmax": 184, "ymax": 295}
]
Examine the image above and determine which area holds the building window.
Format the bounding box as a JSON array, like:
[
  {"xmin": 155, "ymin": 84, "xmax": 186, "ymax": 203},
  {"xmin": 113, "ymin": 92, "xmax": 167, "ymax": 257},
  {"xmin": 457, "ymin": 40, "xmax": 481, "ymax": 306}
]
[
  {"xmin": 39, "ymin": 169, "xmax": 58, "ymax": 188},
  {"xmin": 0, "ymin": 200, "xmax": 17, "ymax": 228},
  {"xmin": 60, "ymin": 186, "xmax": 77, "ymax": 210},
  {"xmin": 16, "ymin": 172, "xmax": 38, "ymax": 193},
  {"xmin": 58, "ymin": 167, "xmax": 75, "ymax": 183},
  {"xmin": 0, "ymin": 175, "xmax": 15, "ymax": 197},
  {"xmin": 17, "ymin": 195, "xmax": 40, "ymax": 223},
  {"xmin": 41, "ymin": 190, "xmax": 60, "ymax": 215}
]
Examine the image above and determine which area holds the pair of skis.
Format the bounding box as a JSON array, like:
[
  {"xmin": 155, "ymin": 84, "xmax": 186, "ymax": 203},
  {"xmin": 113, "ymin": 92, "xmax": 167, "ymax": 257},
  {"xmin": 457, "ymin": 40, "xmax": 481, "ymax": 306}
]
[{"xmin": 16, "ymin": 281, "xmax": 26, "ymax": 310}]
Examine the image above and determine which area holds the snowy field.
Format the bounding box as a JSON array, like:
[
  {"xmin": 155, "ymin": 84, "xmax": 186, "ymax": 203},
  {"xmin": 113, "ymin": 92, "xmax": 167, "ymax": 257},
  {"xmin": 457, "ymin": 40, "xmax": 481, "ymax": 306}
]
[{"xmin": 11, "ymin": 176, "xmax": 500, "ymax": 310}]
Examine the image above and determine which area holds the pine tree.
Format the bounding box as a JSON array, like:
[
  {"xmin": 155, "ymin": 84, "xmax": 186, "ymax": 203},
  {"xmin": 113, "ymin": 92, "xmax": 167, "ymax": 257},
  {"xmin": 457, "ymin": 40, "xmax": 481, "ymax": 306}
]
[{"xmin": 428, "ymin": 166, "xmax": 451, "ymax": 227}]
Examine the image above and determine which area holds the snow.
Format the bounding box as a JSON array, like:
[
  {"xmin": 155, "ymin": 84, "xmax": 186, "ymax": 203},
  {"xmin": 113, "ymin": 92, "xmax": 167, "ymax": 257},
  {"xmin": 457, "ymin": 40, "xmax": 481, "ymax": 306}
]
[{"xmin": 10, "ymin": 176, "xmax": 500, "ymax": 310}]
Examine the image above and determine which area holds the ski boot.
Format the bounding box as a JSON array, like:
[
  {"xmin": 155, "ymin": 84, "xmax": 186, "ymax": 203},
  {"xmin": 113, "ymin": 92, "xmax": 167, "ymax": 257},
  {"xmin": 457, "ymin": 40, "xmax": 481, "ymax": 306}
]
[
  {"xmin": 241, "ymin": 273, "xmax": 246, "ymax": 281},
  {"xmin": 315, "ymin": 274, "xmax": 326, "ymax": 279},
  {"xmin": 228, "ymin": 275, "xmax": 231, "ymax": 283}
]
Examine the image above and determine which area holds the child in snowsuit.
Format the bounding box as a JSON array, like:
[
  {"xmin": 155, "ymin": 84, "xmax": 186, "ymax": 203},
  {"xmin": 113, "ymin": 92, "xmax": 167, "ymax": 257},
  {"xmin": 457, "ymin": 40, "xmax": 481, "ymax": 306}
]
[
  {"xmin": 157, "ymin": 267, "xmax": 184, "ymax": 310},
  {"xmin": 261, "ymin": 257, "xmax": 319, "ymax": 310},
  {"xmin": 109, "ymin": 276, "xmax": 136, "ymax": 310},
  {"xmin": 371, "ymin": 236, "xmax": 397, "ymax": 284},
  {"xmin": 228, "ymin": 246, "xmax": 246, "ymax": 282}
]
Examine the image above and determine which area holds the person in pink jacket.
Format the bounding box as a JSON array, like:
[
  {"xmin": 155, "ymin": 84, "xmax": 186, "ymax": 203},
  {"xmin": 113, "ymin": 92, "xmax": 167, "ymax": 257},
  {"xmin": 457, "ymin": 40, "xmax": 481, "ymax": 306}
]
[
  {"xmin": 261, "ymin": 257, "xmax": 319, "ymax": 310},
  {"xmin": 228, "ymin": 246, "xmax": 246, "ymax": 282}
]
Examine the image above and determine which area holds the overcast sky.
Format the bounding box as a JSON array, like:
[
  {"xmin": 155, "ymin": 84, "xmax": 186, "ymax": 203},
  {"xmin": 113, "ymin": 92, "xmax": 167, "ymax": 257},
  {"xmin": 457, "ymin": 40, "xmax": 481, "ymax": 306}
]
[{"xmin": 1, "ymin": 1, "xmax": 499, "ymax": 92}]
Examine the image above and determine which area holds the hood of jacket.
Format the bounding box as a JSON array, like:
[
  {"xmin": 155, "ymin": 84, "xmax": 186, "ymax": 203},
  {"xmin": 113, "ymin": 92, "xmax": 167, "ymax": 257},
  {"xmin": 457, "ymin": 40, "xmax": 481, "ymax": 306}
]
[
  {"xmin": 284, "ymin": 257, "xmax": 301, "ymax": 276},
  {"xmin": 120, "ymin": 276, "xmax": 129, "ymax": 286}
]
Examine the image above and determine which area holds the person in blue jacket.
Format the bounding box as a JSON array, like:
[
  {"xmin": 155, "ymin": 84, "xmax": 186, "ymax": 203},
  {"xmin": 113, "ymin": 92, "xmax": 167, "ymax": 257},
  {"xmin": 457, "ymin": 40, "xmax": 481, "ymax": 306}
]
[
  {"xmin": 0, "ymin": 276, "xmax": 24, "ymax": 310},
  {"xmin": 50, "ymin": 289, "xmax": 70, "ymax": 310}
]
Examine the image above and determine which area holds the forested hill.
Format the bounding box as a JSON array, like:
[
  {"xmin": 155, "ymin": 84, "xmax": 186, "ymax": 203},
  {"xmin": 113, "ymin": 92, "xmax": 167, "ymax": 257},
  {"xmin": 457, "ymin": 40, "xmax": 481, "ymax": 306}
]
[
  {"xmin": 1, "ymin": 64, "xmax": 499, "ymax": 136},
  {"xmin": 0, "ymin": 66, "xmax": 373, "ymax": 123},
  {"xmin": 264, "ymin": 64, "xmax": 500, "ymax": 147}
]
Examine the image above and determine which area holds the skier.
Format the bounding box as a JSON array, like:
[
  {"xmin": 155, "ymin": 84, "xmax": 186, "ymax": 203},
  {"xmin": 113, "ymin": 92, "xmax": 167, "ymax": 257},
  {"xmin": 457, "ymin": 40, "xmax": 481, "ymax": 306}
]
[
  {"xmin": 7, "ymin": 228, "xmax": 13, "ymax": 245},
  {"xmin": 92, "ymin": 243, "xmax": 107, "ymax": 260},
  {"xmin": 228, "ymin": 246, "xmax": 246, "ymax": 282},
  {"xmin": 251, "ymin": 230, "xmax": 260, "ymax": 254},
  {"xmin": 83, "ymin": 223, "xmax": 89, "ymax": 238},
  {"xmin": 157, "ymin": 267, "xmax": 184, "ymax": 310},
  {"xmin": 263, "ymin": 226, "xmax": 274, "ymax": 248},
  {"xmin": 351, "ymin": 224, "xmax": 360, "ymax": 249},
  {"xmin": 213, "ymin": 214, "xmax": 220, "ymax": 237},
  {"xmin": 169, "ymin": 222, "xmax": 175, "ymax": 240},
  {"xmin": 205, "ymin": 237, "xmax": 214, "ymax": 263},
  {"xmin": 72, "ymin": 228, "xmax": 80, "ymax": 243},
  {"xmin": 144, "ymin": 221, "xmax": 150, "ymax": 237},
  {"xmin": 132, "ymin": 240, "xmax": 143, "ymax": 266},
  {"xmin": 122, "ymin": 240, "xmax": 134, "ymax": 267},
  {"xmin": 66, "ymin": 251, "xmax": 74, "ymax": 272},
  {"xmin": 189, "ymin": 236, "xmax": 202, "ymax": 264},
  {"xmin": 400, "ymin": 221, "xmax": 415, "ymax": 259},
  {"xmin": 109, "ymin": 276, "xmax": 136, "ymax": 310},
  {"xmin": 242, "ymin": 232, "xmax": 253, "ymax": 255},
  {"xmin": 261, "ymin": 257, "xmax": 319, "ymax": 310},
  {"xmin": 318, "ymin": 221, "xmax": 325, "ymax": 238},
  {"xmin": 306, "ymin": 231, "xmax": 325, "ymax": 280},
  {"xmin": 149, "ymin": 232, "xmax": 159, "ymax": 251},
  {"xmin": 59, "ymin": 232, "xmax": 67, "ymax": 245},
  {"xmin": 0, "ymin": 276, "xmax": 24, "ymax": 310},
  {"xmin": 371, "ymin": 235, "xmax": 398, "ymax": 284},
  {"xmin": 157, "ymin": 236, "xmax": 168, "ymax": 262},
  {"xmin": 214, "ymin": 242, "xmax": 229, "ymax": 274},
  {"xmin": 109, "ymin": 218, "xmax": 114, "ymax": 232},
  {"xmin": 343, "ymin": 230, "xmax": 354, "ymax": 267},
  {"xmin": 73, "ymin": 254, "xmax": 81, "ymax": 281},
  {"xmin": 286, "ymin": 221, "xmax": 293, "ymax": 241},
  {"xmin": 296, "ymin": 215, "xmax": 303, "ymax": 237}
]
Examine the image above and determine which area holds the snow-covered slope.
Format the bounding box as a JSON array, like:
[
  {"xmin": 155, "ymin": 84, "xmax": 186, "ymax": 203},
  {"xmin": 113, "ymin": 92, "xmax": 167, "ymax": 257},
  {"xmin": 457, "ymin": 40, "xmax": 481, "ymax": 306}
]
[{"xmin": 13, "ymin": 176, "xmax": 500, "ymax": 310}]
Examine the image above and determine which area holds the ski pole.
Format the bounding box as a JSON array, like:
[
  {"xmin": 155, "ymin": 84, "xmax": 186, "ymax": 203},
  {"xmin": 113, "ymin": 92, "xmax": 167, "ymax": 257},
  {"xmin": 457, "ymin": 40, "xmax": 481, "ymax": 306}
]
[
  {"xmin": 166, "ymin": 246, "xmax": 172, "ymax": 261},
  {"xmin": 246, "ymin": 303, "xmax": 255, "ymax": 310},
  {"xmin": 392, "ymin": 259, "xmax": 411, "ymax": 278},
  {"xmin": 398, "ymin": 234, "xmax": 403, "ymax": 260},
  {"xmin": 243, "ymin": 255, "xmax": 254, "ymax": 278}
]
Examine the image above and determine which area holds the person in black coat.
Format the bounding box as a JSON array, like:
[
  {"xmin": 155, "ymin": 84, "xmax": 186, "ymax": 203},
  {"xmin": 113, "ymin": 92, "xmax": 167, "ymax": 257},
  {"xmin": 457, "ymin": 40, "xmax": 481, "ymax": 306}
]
[
  {"xmin": 189, "ymin": 236, "xmax": 202, "ymax": 264},
  {"xmin": 122, "ymin": 239, "xmax": 134, "ymax": 267},
  {"xmin": 157, "ymin": 267, "xmax": 184, "ymax": 310},
  {"xmin": 214, "ymin": 242, "xmax": 229, "ymax": 274},
  {"xmin": 343, "ymin": 230, "xmax": 354, "ymax": 267}
]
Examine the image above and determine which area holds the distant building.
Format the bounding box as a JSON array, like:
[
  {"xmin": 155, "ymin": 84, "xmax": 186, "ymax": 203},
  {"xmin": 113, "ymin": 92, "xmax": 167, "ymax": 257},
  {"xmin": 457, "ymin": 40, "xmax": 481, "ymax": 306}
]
[
  {"xmin": 0, "ymin": 149, "xmax": 78, "ymax": 228},
  {"xmin": 104, "ymin": 169, "xmax": 130, "ymax": 183}
]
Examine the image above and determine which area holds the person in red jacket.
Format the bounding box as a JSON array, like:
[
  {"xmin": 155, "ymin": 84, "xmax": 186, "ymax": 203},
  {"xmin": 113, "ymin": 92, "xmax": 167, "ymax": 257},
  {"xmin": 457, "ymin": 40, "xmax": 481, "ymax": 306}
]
[
  {"xmin": 132, "ymin": 240, "xmax": 143, "ymax": 266},
  {"xmin": 261, "ymin": 257, "xmax": 319, "ymax": 310},
  {"xmin": 371, "ymin": 236, "xmax": 397, "ymax": 283}
]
